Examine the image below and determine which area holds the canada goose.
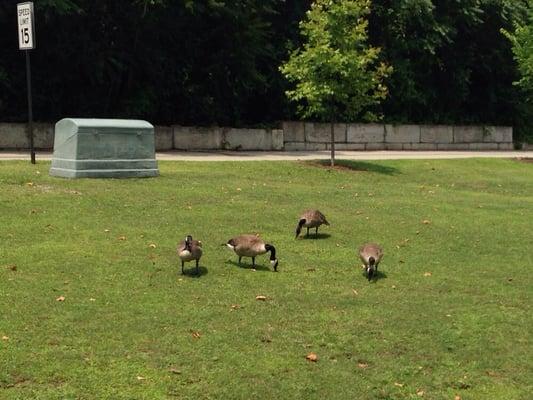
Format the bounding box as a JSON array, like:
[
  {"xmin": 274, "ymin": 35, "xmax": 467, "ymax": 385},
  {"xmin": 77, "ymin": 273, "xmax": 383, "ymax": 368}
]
[
  {"xmin": 295, "ymin": 209, "xmax": 330, "ymax": 238},
  {"xmin": 225, "ymin": 234, "xmax": 278, "ymax": 271},
  {"xmin": 177, "ymin": 235, "xmax": 203, "ymax": 275},
  {"xmin": 359, "ymin": 243, "xmax": 383, "ymax": 281}
]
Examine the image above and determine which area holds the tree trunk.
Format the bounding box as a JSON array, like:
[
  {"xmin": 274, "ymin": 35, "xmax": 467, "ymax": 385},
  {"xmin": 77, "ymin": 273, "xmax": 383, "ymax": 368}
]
[{"xmin": 330, "ymin": 119, "xmax": 335, "ymax": 167}]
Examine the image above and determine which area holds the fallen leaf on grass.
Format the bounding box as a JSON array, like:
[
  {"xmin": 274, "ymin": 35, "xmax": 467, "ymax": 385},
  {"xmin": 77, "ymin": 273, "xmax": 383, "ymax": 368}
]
[
  {"xmin": 169, "ymin": 368, "xmax": 181, "ymax": 375},
  {"xmin": 56, "ymin": 296, "xmax": 66, "ymax": 302},
  {"xmin": 26, "ymin": 182, "xmax": 34, "ymax": 187},
  {"xmin": 104, "ymin": 229, "xmax": 110, "ymax": 233},
  {"xmin": 394, "ymin": 382, "xmax": 404, "ymax": 387},
  {"xmin": 191, "ymin": 331, "xmax": 201, "ymax": 339},
  {"xmin": 423, "ymin": 272, "xmax": 432, "ymax": 277},
  {"xmin": 255, "ymin": 295, "xmax": 267, "ymax": 301},
  {"xmin": 352, "ymin": 289, "xmax": 358, "ymax": 296},
  {"xmin": 136, "ymin": 376, "xmax": 146, "ymax": 381},
  {"xmin": 422, "ymin": 220, "xmax": 431, "ymax": 225},
  {"xmin": 357, "ymin": 362, "xmax": 368, "ymax": 369},
  {"xmin": 148, "ymin": 243, "xmax": 157, "ymax": 249},
  {"xmin": 118, "ymin": 236, "xmax": 127, "ymax": 241},
  {"xmin": 89, "ymin": 298, "xmax": 96, "ymax": 302},
  {"xmin": 306, "ymin": 352, "xmax": 318, "ymax": 362},
  {"xmin": 230, "ymin": 304, "xmax": 241, "ymax": 310},
  {"xmin": 455, "ymin": 396, "xmax": 461, "ymax": 400},
  {"xmin": 7, "ymin": 265, "xmax": 17, "ymax": 271},
  {"xmin": 416, "ymin": 390, "xmax": 425, "ymax": 396},
  {"xmin": 2, "ymin": 336, "xmax": 9, "ymax": 341}
]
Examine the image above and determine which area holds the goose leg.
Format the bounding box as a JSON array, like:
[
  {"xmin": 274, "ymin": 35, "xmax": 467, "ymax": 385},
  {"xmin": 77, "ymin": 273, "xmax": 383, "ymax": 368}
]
[
  {"xmin": 306, "ymin": 227, "xmax": 309, "ymax": 236},
  {"xmin": 238, "ymin": 256, "xmax": 242, "ymax": 265},
  {"xmin": 315, "ymin": 227, "xmax": 319, "ymax": 237},
  {"xmin": 196, "ymin": 259, "xmax": 199, "ymax": 275},
  {"xmin": 181, "ymin": 260, "xmax": 185, "ymax": 275},
  {"xmin": 252, "ymin": 257, "xmax": 256, "ymax": 267}
]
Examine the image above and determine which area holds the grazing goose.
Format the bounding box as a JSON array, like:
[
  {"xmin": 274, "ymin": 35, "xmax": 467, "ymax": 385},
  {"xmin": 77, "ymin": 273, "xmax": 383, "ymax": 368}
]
[
  {"xmin": 177, "ymin": 235, "xmax": 203, "ymax": 275},
  {"xmin": 359, "ymin": 243, "xmax": 383, "ymax": 281},
  {"xmin": 225, "ymin": 234, "xmax": 278, "ymax": 271},
  {"xmin": 295, "ymin": 209, "xmax": 330, "ymax": 238}
]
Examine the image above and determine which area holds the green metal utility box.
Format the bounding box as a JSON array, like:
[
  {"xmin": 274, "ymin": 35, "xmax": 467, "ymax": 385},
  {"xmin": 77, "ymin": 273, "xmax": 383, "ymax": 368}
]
[{"xmin": 49, "ymin": 118, "xmax": 159, "ymax": 178}]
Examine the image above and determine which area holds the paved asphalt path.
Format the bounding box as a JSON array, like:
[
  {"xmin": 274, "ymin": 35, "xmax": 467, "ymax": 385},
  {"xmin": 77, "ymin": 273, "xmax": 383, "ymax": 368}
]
[{"xmin": 1, "ymin": 150, "xmax": 532, "ymax": 161}]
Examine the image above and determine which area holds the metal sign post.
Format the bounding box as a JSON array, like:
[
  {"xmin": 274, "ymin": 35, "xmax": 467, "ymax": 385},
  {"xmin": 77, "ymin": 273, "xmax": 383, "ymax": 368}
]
[{"xmin": 17, "ymin": 2, "xmax": 36, "ymax": 164}]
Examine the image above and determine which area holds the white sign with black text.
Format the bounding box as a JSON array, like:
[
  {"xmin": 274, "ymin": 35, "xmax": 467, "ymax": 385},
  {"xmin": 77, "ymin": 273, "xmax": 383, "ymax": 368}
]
[{"xmin": 17, "ymin": 2, "xmax": 35, "ymax": 50}]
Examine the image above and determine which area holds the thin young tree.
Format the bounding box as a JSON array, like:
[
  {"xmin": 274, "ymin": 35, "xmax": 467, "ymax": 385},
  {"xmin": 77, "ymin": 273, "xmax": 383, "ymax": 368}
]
[{"xmin": 280, "ymin": 0, "xmax": 391, "ymax": 166}]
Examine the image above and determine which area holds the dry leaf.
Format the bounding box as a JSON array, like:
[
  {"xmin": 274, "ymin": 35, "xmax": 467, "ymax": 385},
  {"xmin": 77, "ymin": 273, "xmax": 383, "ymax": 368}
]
[
  {"xmin": 191, "ymin": 331, "xmax": 201, "ymax": 339},
  {"xmin": 455, "ymin": 396, "xmax": 461, "ymax": 400},
  {"xmin": 352, "ymin": 289, "xmax": 358, "ymax": 296},
  {"xmin": 236, "ymin": 188, "xmax": 242, "ymax": 191},
  {"xmin": 26, "ymin": 182, "xmax": 34, "ymax": 187},
  {"xmin": 230, "ymin": 304, "xmax": 241, "ymax": 310},
  {"xmin": 256, "ymin": 295, "xmax": 267, "ymax": 301},
  {"xmin": 391, "ymin": 285, "xmax": 397, "ymax": 289},
  {"xmin": 148, "ymin": 243, "xmax": 157, "ymax": 249},
  {"xmin": 169, "ymin": 368, "xmax": 181, "ymax": 375},
  {"xmin": 2, "ymin": 336, "xmax": 9, "ymax": 341},
  {"xmin": 56, "ymin": 296, "xmax": 66, "ymax": 302},
  {"xmin": 416, "ymin": 390, "xmax": 425, "ymax": 396},
  {"xmin": 118, "ymin": 236, "xmax": 127, "ymax": 241},
  {"xmin": 422, "ymin": 220, "xmax": 431, "ymax": 225},
  {"xmin": 306, "ymin": 352, "xmax": 318, "ymax": 362},
  {"xmin": 7, "ymin": 265, "xmax": 17, "ymax": 271},
  {"xmin": 394, "ymin": 382, "xmax": 404, "ymax": 388},
  {"xmin": 423, "ymin": 272, "xmax": 432, "ymax": 277},
  {"xmin": 104, "ymin": 229, "xmax": 110, "ymax": 233},
  {"xmin": 89, "ymin": 298, "xmax": 96, "ymax": 302},
  {"xmin": 357, "ymin": 362, "xmax": 368, "ymax": 369},
  {"xmin": 136, "ymin": 376, "xmax": 146, "ymax": 381}
]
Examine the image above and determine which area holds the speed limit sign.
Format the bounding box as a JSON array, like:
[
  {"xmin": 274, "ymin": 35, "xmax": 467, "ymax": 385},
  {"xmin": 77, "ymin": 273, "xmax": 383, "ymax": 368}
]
[{"xmin": 17, "ymin": 2, "xmax": 35, "ymax": 50}]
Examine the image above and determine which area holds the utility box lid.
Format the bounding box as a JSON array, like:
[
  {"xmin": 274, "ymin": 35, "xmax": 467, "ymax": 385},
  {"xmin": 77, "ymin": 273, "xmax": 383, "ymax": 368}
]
[{"xmin": 49, "ymin": 118, "xmax": 159, "ymax": 178}]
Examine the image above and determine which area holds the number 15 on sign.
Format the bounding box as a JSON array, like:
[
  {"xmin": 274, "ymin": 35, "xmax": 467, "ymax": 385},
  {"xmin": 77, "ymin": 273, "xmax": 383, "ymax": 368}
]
[{"xmin": 17, "ymin": 2, "xmax": 35, "ymax": 50}]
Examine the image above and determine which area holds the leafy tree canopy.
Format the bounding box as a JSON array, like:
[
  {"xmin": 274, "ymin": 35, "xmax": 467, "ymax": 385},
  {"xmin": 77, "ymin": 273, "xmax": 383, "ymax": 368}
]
[{"xmin": 280, "ymin": 0, "xmax": 391, "ymax": 122}]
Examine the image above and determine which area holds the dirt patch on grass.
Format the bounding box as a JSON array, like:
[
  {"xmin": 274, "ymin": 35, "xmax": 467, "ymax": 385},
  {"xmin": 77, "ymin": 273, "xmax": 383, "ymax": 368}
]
[
  {"xmin": 516, "ymin": 157, "xmax": 533, "ymax": 163},
  {"xmin": 302, "ymin": 160, "xmax": 398, "ymax": 175}
]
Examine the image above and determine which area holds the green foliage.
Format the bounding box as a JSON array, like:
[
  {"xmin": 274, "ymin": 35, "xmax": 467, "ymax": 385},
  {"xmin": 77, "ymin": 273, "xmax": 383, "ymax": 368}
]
[
  {"xmin": 504, "ymin": 1, "xmax": 533, "ymax": 95},
  {"xmin": 370, "ymin": 0, "xmax": 530, "ymax": 126},
  {"xmin": 280, "ymin": 0, "xmax": 391, "ymax": 122},
  {"xmin": 0, "ymin": 0, "xmax": 530, "ymax": 131}
]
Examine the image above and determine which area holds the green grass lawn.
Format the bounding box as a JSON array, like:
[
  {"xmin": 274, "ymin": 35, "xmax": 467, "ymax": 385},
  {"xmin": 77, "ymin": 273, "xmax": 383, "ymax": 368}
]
[{"xmin": 0, "ymin": 158, "xmax": 532, "ymax": 400}]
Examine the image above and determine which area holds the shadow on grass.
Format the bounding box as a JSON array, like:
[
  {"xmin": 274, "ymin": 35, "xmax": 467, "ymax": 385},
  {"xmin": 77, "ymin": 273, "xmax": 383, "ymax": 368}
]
[
  {"xmin": 361, "ymin": 269, "xmax": 388, "ymax": 282},
  {"xmin": 308, "ymin": 160, "xmax": 399, "ymax": 175},
  {"xmin": 298, "ymin": 233, "xmax": 331, "ymax": 240},
  {"xmin": 225, "ymin": 260, "xmax": 272, "ymax": 272},
  {"xmin": 182, "ymin": 266, "xmax": 209, "ymax": 278}
]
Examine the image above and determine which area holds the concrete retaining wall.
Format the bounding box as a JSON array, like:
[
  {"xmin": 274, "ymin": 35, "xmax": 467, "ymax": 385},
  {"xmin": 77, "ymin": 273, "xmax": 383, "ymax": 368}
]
[
  {"xmin": 0, "ymin": 122, "xmax": 514, "ymax": 151},
  {"xmin": 282, "ymin": 122, "xmax": 514, "ymax": 151}
]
